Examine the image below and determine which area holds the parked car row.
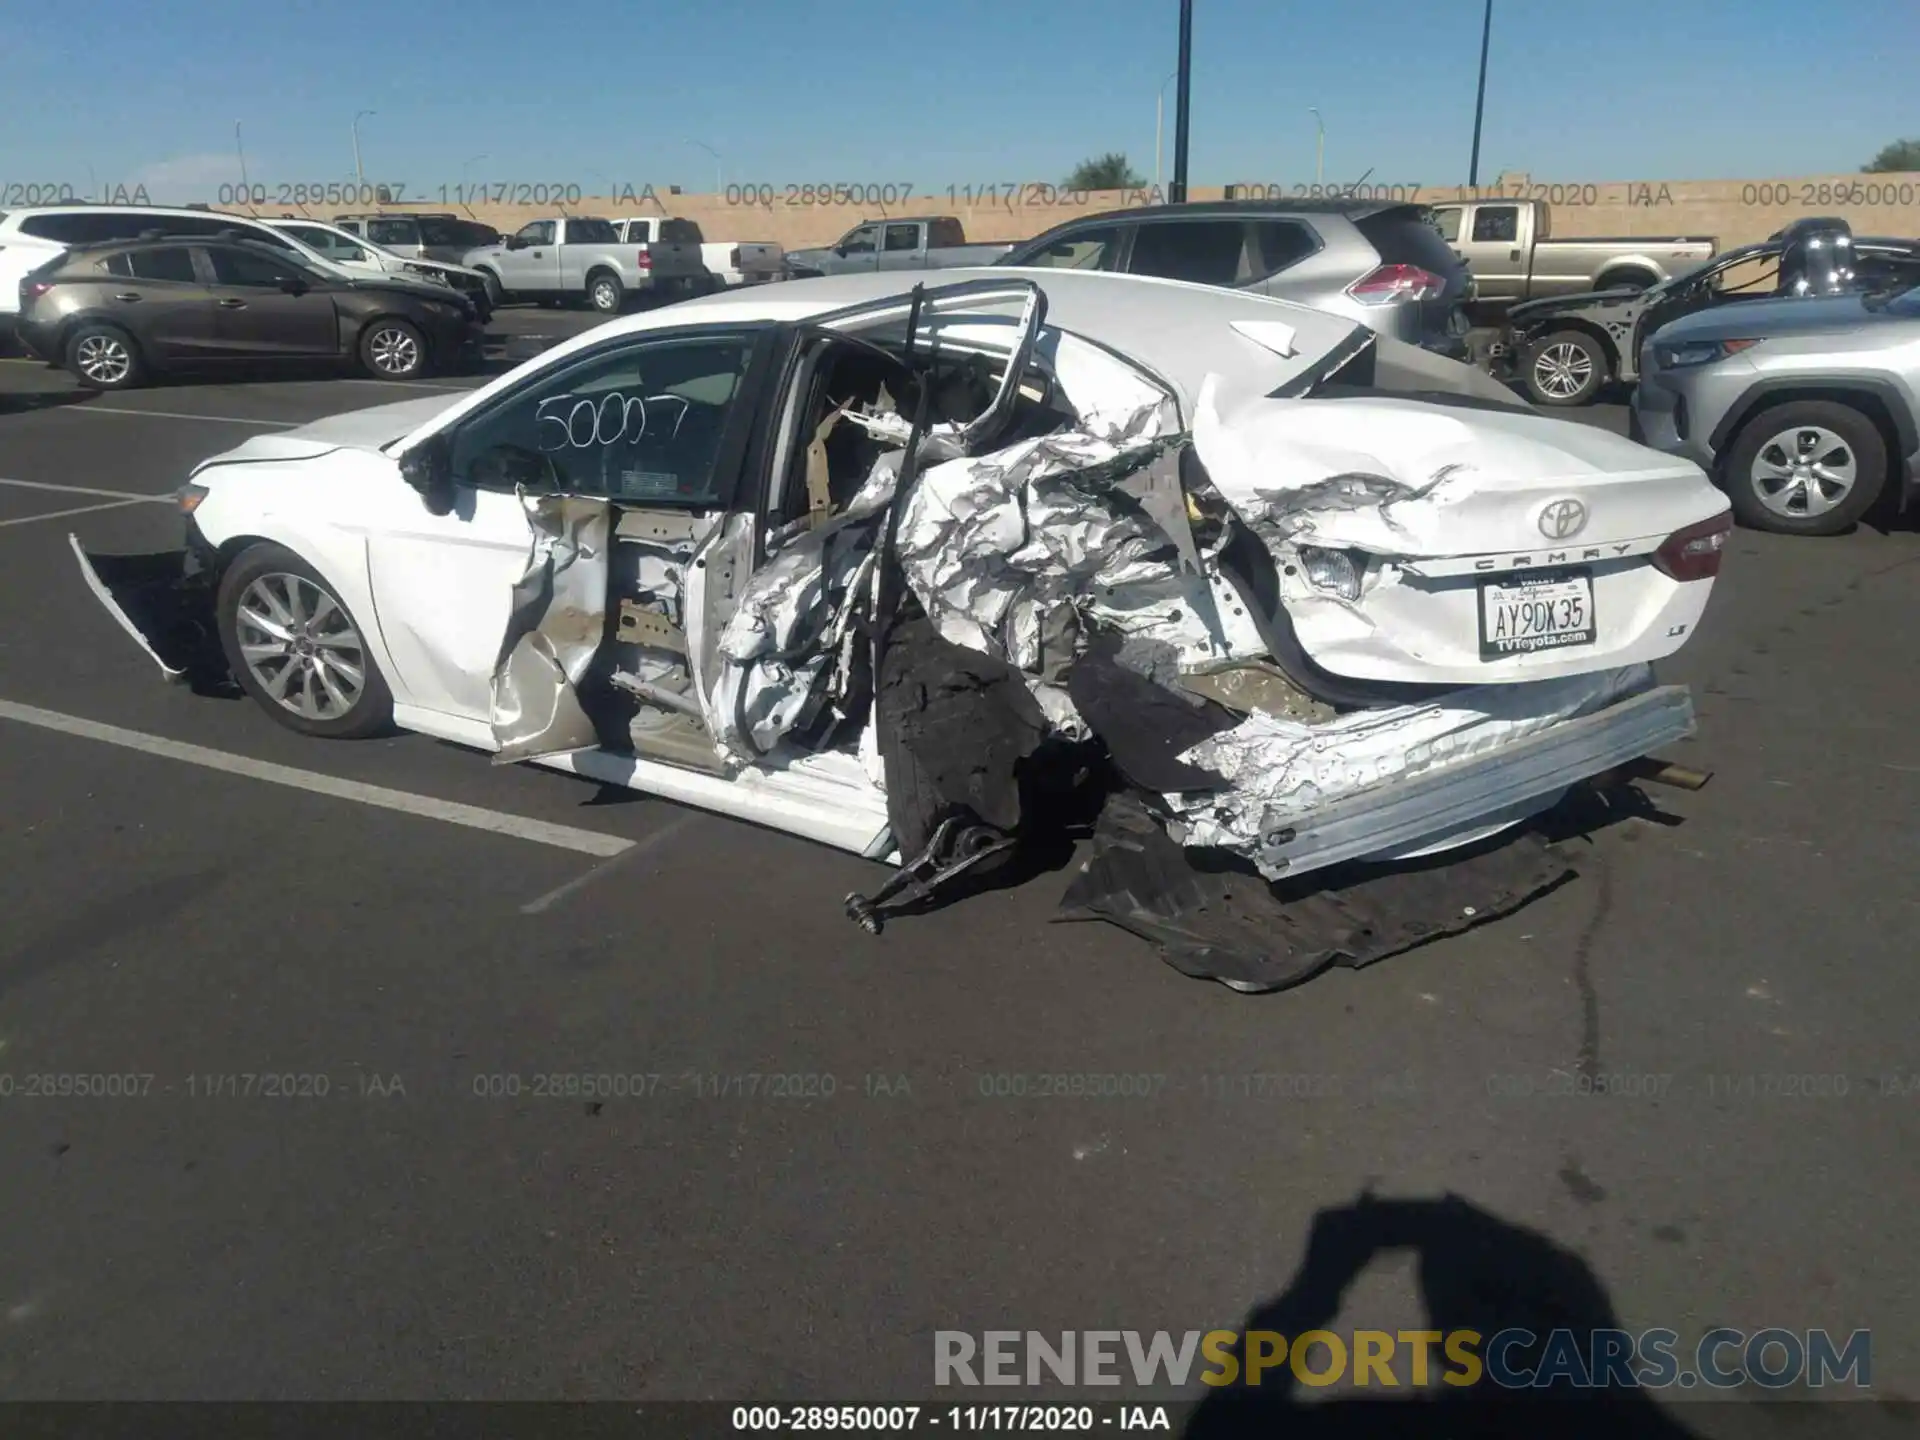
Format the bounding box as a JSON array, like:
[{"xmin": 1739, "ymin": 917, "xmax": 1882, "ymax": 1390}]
[
  {"xmin": 1495, "ymin": 216, "xmax": 1920, "ymax": 535},
  {"xmin": 1, "ymin": 204, "xmax": 493, "ymax": 387}
]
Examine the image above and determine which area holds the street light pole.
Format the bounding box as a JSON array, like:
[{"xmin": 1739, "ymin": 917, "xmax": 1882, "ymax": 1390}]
[
  {"xmin": 1467, "ymin": 0, "xmax": 1492, "ymax": 187},
  {"xmin": 1154, "ymin": 69, "xmax": 1177, "ymax": 195},
  {"xmin": 1308, "ymin": 107, "xmax": 1324, "ymax": 184},
  {"xmin": 352, "ymin": 110, "xmax": 376, "ymax": 187},
  {"xmin": 1170, "ymin": 0, "xmax": 1193, "ymax": 204}
]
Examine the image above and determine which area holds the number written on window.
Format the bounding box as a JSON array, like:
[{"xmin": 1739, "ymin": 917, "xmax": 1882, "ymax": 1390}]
[{"xmin": 535, "ymin": 391, "xmax": 692, "ymax": 452}]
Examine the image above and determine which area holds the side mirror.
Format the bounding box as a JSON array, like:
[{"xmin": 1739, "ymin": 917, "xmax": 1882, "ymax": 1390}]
[
  {"xmin": 399, "ymin": 433, "xmax": 457, "ymax": 515},
  {"xmin": 280, "ymin": 277, "xmax": 309, "ymax": 295}
]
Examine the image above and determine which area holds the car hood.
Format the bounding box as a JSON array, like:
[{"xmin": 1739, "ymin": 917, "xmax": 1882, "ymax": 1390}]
[
  {"xmin": 341, "ymin": 274, "xmax": 472, "ymax": 304},
  {"xmin": 192, "ymin": 396, "xmax": 459, "ymax": 471},
  {"xmin": 1650, "ymin": 292, "xmax": 1878, "ymax": 343},
  {"xmin": 1507, "ymin": 286, "xmax": 1643, "ymax": 324}
]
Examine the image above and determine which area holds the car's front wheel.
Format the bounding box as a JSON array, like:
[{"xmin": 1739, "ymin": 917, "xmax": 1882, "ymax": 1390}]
[
  {"xmin": 1723, "ymin": 399, "xmax": 1887, "ymax": 535},
  {"xmin": 217, "ymin": 544, "xmax": 393, "ymax": 738},
  {"xmin": 1522, "ymin": 329, "xmax": 1610, "ymax": 407},
  {"xmin": 359, "ymin": 318, "xmax": 429, "ymax": 380},
  {"xmin": 65, "ymin": 322, "xmax": 146, "ymax": 390}
]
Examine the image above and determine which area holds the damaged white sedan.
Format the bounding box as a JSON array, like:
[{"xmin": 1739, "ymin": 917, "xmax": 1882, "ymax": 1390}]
[{"xmin": 73, "ymin": 269, "xmax": 1731, "ymax": 990}]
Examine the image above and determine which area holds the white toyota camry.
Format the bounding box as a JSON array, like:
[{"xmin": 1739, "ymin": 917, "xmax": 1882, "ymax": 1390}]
[{"xmin": 74, "ymin": 267, "xmax": 1730, "ymax": 957}]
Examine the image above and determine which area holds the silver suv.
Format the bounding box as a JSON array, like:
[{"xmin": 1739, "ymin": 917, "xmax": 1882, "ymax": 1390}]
[
  {"xmin": 1632, "ymin": 285, "xmax": 1920, "ymax": 535},
  {"xmin": 998, "ymin": 200, "xmax": 1473, "ymax": 357}
]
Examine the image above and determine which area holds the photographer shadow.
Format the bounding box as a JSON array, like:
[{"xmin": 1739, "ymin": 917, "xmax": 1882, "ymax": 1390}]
[{"xmin": 1183, "ymin": 1192, "xmax": 1701, "ymax": 1439}]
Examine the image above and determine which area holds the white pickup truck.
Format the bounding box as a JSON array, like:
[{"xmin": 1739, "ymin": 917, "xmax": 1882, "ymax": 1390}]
[
  {"xmin": 611, "ymin": 217, "xmax": 784, "ymax": 290},
  {"xmin": 463, "ymin": 216, "xmax": 687, "ymax": 314}
]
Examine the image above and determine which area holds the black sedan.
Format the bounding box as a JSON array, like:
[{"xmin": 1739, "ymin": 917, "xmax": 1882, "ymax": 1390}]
[{"xmin": 15, "ymin": 235, "xmax": 486, "ymax": 390}]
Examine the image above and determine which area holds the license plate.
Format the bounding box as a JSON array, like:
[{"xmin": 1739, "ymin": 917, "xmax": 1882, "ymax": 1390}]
[{"xmin": 1478, "ymin": 569, "xmax": 1596, "ymax": 659}]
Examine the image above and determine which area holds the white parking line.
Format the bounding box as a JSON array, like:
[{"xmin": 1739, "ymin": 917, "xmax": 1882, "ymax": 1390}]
[
  {"xmin": 58, "ymin": 405, "xmax": 298, "ymax": 427},
  {"xmin": 0, "ymin": 699, "xmax": 635, "ymax": 859},
  {"xmin": 0, "ymin": 497, "xmax": 154, "ymax": 529},
  {"xmin": 519, "ymin": 815, "xmax": 692, "ymax": 913},
  {"xmin": 0, "ymin": 477, "xmax": 176, "ymax": 503}
]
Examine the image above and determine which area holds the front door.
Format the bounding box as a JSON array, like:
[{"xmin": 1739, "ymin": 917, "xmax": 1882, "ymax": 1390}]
[
  {"xmin": 500, "ymin": 221, "xmax": 560, "ymax": 289},
  {"xmin": 835, "ymin": 224, "xmax": 880, "ymax": 273},
  {"xmin": 375, "ymin": 325, "xmax": 772, "ymax": 757},
  {"xmin": 201, "ymin": 246, "xmax": 341, "ymax": 356}
]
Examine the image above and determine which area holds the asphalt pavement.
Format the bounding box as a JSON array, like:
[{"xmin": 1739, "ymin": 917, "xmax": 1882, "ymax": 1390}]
[{"xmin": 0, "ymin": 308, "xmax": 1916, "ymax": 1424}]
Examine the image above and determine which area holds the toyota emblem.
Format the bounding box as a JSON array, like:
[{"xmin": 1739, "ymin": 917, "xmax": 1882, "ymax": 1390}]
[{"xmin": 1538, "ymin": 498, "xmax": 1588, "ymax": 540}]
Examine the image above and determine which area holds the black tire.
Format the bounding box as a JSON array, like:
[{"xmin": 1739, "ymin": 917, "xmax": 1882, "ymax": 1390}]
[
  {"xmin": 217, "ymin": 543, "xmax": 394, "ymax": 738},
  {"xmin": 586, "ymin": 269, "xmax": 625, "ymax": 314},
  {"xmin": 359, "ymin": 317, "xmax": 429, "ymax": 380},
  {"xmin": 1722, "ymin": 399, "xmax": 1887, "ymax": 536},
  {"xmin": 477, "ymin": 268, "xmax": 505, "ymax": 307},
  {"xmin": 64, "ymin": 322, "xmax": 146, "ymax": 391},
  {"xmin": 1522, "ymin": 328, "xmax": 1611, "ymax": 407}
]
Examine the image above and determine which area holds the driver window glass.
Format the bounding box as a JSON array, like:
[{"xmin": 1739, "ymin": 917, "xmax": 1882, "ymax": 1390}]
[
  {"xmin": 450, "ymin": 336, "xmax": 756, "ymax": 504},
  {"xmin": 1470, "ymin": 206, "xmax": 1518, "ymax": 243},
  {"xmin": 517, "ymin": 222, "xmax": 554, "ymax": 245},
  {"xmin": 1432, "ymin": 208, "xmax": 1462, "ymax": 243},
  {"xmin": 209, "ymin": 248, "xmax": 300, "ymax": 286},
  {"xmin": 841, "ymin": 226, "xmax": 877, "ymax": 253},
  {"xmin": 366, "ymin": 219, "xmax": 417, "ymax": 246}
]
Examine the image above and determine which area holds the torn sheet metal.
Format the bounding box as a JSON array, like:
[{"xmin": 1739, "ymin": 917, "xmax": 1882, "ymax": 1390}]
[
  {"xmin": 1162, "ymin": 663, "xmax": 1658, "ymax": 876},
  {"xmin": 710, "ymin": 453, "xmax": 900, "ymax": 762},
  {"xmin": 488, "ymin": 492, "xmax": 609, "ymax": 763},
  {"xmin": 894, "ymin": 426, "xmax": 1243, "ymax": 682},
  {"xmin": 1056, "ymin": 791, "xmax": 1575, "ymax": 993}
]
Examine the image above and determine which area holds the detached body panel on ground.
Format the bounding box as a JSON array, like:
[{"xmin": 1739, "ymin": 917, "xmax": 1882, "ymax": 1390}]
[{"xmin": 69, "ymin": 267, "xmax": 1728, "ymax": 987}]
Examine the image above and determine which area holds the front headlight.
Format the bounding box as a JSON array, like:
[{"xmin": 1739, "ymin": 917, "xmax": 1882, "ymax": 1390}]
[{"xmin": 1656, "ymin": 337, "xmax": 1761, "ymax": 369}]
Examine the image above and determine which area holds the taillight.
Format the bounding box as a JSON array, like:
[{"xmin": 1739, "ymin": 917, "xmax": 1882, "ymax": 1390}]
[
  {"xmin": 20, "ymin": 280, "xmax": 53, "ymax": 304},
  {"xmin": 1651, "ymin": 510, "xmax": 1732, "ymax": 581},
  {"xmin": 1346, "ymin": 263, "xmax": 1446, "ymax": 305},
  {"xmin": 729, "ymin": 246, "xmax": 741, "ymax": 269},
  {"xmin": 637, "ymin": 249, "xmax": 652, "ymax": 270}
]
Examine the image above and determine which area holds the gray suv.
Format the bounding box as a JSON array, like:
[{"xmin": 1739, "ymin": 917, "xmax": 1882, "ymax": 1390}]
[
  {"xmin": 1632, "ymin": 285, "xmax": 1920, "ymax": 534},
  {"xmin": 998, "ymin": 200, "xmax": 1472, "ymax": 356}
]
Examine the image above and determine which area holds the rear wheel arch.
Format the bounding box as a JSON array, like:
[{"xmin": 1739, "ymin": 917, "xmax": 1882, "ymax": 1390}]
[{"xmin": 1596, "ymin": 264, "xmax": 1660, "ymax": 291}]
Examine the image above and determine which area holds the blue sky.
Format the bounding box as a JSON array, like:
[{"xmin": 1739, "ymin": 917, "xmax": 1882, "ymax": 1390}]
[{"xmin": 2, "ymin": 0, "xmax": 1915, "ymax": 204}]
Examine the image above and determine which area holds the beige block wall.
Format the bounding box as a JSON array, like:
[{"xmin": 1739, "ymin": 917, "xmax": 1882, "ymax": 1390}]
[{"xmin": 217, "ymin": 171, "xmax": 1920, "ymax": 255}]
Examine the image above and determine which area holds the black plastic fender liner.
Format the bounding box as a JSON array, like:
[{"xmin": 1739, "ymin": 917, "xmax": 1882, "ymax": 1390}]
[{"xmin": 1056, "ymin": 791, "xmax": 1575, "ymax": 994}]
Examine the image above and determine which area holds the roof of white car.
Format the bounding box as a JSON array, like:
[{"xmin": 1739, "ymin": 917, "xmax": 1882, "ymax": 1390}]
[{"xmin": 512, "ymin": 267, "xmax": 1367, "ymax": 410}]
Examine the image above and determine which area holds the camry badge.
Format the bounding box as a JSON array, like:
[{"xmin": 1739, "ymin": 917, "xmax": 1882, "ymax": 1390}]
[{"xmin": 1538, "ymin": 498, "xmax": 1589, "ymax": 540}]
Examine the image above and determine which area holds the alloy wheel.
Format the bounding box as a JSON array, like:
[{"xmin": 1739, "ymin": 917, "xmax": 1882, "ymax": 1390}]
[
  {"xmin": 1751, "ymin": 425, "xmax": 1856, "ymax": 519},
  {"xmin": 75, "ymin": 334, "xmax": 132, "ymax": 385},
  {"xmin": 366, "ymin": 325, "xmax": 420, "ymax": 375},
  {"xmin": 1532, "ymin": 342, "xmax": 1593, "ymax": 400},
  {"xmin": 592, "ymin": 280, "xmax": 618, "ymax": 311},
  {"xmin": 235, "ymin": 573, "xmax": 367, "ymax": 720}
]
